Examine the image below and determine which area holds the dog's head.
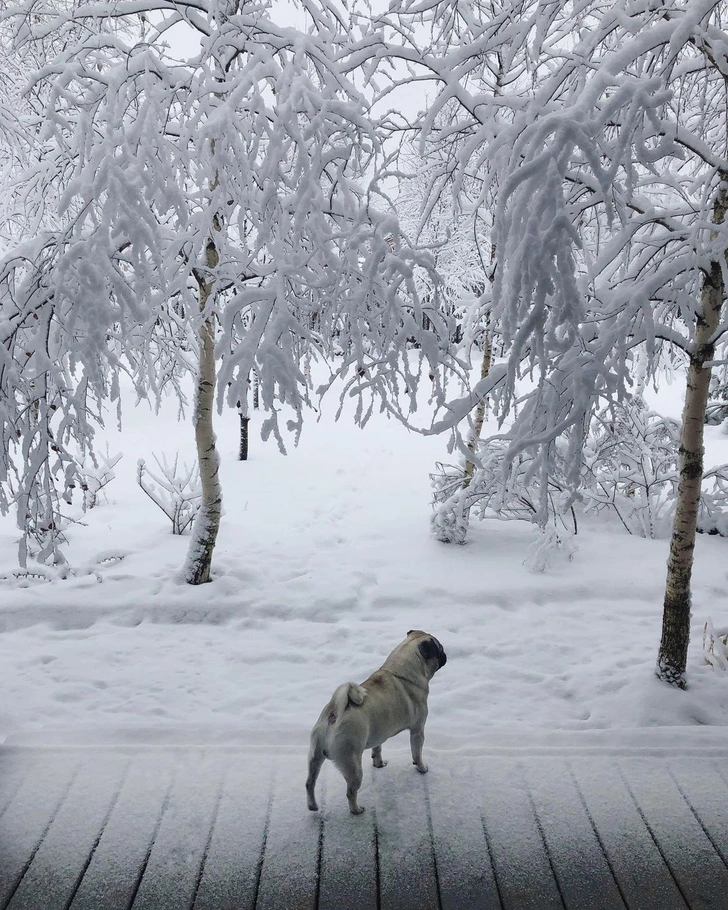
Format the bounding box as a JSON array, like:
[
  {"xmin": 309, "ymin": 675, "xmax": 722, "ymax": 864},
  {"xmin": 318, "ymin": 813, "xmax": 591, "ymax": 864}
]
[{"xmin": 407, "ymin": 629, "xmax": 447, "ymax": 675}]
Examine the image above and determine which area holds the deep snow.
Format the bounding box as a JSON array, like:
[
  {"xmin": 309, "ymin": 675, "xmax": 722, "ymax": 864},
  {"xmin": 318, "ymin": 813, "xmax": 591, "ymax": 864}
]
[{"xmin": 1, "ymin": 369, "xmax": 728, "ymax": 747}]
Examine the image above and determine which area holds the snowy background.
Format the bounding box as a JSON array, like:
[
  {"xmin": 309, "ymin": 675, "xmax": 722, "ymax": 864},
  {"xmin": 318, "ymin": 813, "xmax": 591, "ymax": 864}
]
[{"xmin": 1, "ymin": 368, "xmax": 728, "ymax": 747}]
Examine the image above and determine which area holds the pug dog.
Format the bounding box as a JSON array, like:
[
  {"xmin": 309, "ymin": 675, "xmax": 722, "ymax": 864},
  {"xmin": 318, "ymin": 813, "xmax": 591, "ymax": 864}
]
[{"xmin": 306, "ymin": 629, "xmax": 447, "ymax": 815}]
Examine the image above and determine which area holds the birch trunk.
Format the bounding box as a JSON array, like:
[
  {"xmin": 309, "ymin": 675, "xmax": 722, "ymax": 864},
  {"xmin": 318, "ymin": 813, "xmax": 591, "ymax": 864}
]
[
  {"xmin": 462, "ymin": 322, "xmax": 493, "ymax": 490},
  {"xmin": 461, "ymin": 58, "xmax": 502, "ymax": 494},
  {"xmin": 239, "ymin": 412, "xmax": 250, "ymax": 461},
  {"xmin": 656, "ymin": 182, "xmax": 728, "ymax": 687},
  {"xmin": 184, "ymin": 237, "xmax": 223, "ymax": 585},
  {"xmin": 236, "ymin": 375, "xmax": 250, "ymax": 461}
]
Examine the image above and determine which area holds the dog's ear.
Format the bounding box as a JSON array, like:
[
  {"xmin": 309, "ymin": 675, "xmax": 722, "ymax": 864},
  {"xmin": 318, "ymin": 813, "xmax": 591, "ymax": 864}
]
[
  {"xmin": 418, "ymin": 637, "xmax": 439, "ymax": 663},
  {"xmin": 419, "ymin": 636, "xmax": 447, "ymax": 668},
  {"xmin": 407, "ymin": 630, "xmax": 414, "ymax": 636}
]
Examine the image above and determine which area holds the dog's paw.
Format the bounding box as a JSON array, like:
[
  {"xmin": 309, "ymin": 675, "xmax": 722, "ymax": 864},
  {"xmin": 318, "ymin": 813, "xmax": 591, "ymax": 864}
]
[
  {"xmin": 307, "ymin": 800, "xmax": 319, "ymax": 811},
  {"xmin": 414, "ymin": 761, "xmax": 428, "ymax": 774},
  {"xmin": 373, "ymin": 758, "xmax": 388, "ymax": 769},
  {"xmin": 350, "ymin": 804, "xmax": 366, "ymax": 815}
]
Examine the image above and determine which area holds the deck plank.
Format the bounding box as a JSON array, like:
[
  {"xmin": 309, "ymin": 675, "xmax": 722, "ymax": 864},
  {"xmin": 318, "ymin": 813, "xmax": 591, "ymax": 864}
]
[
  {"xmin": 318, "ymin": 765, "xmax": 378, "ymax": 910},
  {"xmin": 254, "ymin": 755, "xmax": 321, "ymax": 910},
  {"xmin": 6, "ymin": 751, "xmax": 128, "ymax": 910},
  {"xmin": 619, "ymin": 757, "xmax": 728, "ymax": 909},
  {"xmin": 570, "ymin": 756, "xmax": 688, "ymax": 910},
  {"xmin": 129, "ymin": 749, "xmax": 224, "ymax": 910},
  {"xmin": 0, "ymin": 749, "xmax": 81, "ymax": 910},
  {"xmin": 475, "ymin": 757, "xmax": 564, "ymax": 910},
  {"xmin": 2, "ymin": 744, "xmax": 728, "ymax": 910},
  {"xmin": 68, "ymin": 751, "xmax": 174, "ymax": 910},
  {"xmin": 0, "ymin": 752, "xmax": 28, "ymax": 821},
  {"xmin": 522, "ymin": 756, "xmax": 626, "ymax": 910},
  {"xmin": 667, "ymin": 758, "xmax": 728, "ymax": 868},
  {"xmin": 427, "ymin": 757, "xmax": 501, "ymax": 910},
  {"xmin": 370, "ymin": 750, "xmax": 440, "ymax": 910},
  {"xmin": 192, "ymin": 751, "xmax": 274, "ymax": 910}
]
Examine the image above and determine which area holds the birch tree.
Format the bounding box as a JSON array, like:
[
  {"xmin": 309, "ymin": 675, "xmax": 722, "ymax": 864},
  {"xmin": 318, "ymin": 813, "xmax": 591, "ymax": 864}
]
[
  {"xmin": 0, "ymin": 0, "xmax": 460, "ymax": 580},
  {"xmin": 371, "ymin": 0, "xmax": 728, "ymax": 685},
  {"xmin": 488, "ymin": 0, "xmax": 728, "ymax": 688}
]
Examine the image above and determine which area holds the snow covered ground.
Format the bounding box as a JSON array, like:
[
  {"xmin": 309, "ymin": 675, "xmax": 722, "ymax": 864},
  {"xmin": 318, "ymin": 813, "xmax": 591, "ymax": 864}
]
[{"xmin": 1, "ymin": 368, "xmax": 728, "ymax": 747}]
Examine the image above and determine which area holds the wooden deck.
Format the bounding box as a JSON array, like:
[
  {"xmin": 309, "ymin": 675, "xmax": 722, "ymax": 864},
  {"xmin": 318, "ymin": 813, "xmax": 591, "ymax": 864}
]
[{"xmin": 1, "ymin": 742, "xmax": 728, "ymax": 910}]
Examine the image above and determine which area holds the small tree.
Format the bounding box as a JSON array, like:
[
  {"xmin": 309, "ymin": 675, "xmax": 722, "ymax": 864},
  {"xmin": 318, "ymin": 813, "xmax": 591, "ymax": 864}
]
[
  {"xmin": 78, "ymin": 450, "xmax": 122, "ymax": 511},
  {"xmin": 373, "ymin": 0, "xmax": 728, "ymax": 686},
  {"xmin": 137, "ymin": 455, "xmax": 201, "ymax": 535},
  {"xmin": 582, "ymin": 400, "xmax": 681, "ymax": 539},
  {"xmin": 2, "ymin": 0, "xmax": 461, "ymax": 581}
]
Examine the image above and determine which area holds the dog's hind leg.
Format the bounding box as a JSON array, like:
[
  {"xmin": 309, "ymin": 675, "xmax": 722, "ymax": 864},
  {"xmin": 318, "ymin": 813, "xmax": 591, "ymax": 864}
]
[
  {"xmin": 371, "ymin": 745, "xmax": 388, "ymax": 768},
  {"xmin": 337, "ymin": 753, "xmax": 365, "ymax": 815},
  {"xmin": 306, "ymin": 742, "xmax": 325, "ymax": 811}
]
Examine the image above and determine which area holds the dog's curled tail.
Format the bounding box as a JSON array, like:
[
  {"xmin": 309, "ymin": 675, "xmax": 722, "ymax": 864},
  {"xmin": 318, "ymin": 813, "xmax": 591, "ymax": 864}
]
[{"xmin": 332, "ymin": 681, "xmax": 366, "ymax": 712}]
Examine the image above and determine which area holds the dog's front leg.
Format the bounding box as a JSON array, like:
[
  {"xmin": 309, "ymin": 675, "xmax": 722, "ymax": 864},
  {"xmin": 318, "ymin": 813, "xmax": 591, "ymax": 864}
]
[
  {"xmin": 410, "ymin": 726, "xmax": 428, "ymax": 774},
  {"xmin": 371, "ymin": 745, "xmax": 387, "ymax": 768}
]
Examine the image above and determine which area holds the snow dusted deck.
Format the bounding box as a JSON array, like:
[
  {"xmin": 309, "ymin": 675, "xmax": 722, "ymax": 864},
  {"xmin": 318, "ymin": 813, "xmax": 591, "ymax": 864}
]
[{"xmin": 2, "ymin": 739, "xmax": 728, "ymax": 910}]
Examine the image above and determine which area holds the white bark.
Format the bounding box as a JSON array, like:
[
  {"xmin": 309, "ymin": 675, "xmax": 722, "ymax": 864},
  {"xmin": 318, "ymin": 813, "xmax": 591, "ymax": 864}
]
[
  {"xmin": 462, "ymin": 321, "xmax": 493, "ymax": 489},
  {"xmin": 183, "ymin": 236, "xmax": 223, "ymax": 585},
  {"xmin": 656, "ymin": 181, "xmax": 728, "ymax": 687}
]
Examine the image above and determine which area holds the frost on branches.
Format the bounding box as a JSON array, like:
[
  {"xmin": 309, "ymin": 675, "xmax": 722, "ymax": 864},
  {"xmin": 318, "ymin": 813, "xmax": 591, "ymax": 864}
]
[
  {"xmin": 371, "ymin": 0, "xmax": 728, "ymax": 684},
  {"xmin": 582, "ymin": 400, "xmax": 682, "ymax": 540},
  {"xmin": 0, "ymin": 0, "xmax": 463, "ymax": 578}
]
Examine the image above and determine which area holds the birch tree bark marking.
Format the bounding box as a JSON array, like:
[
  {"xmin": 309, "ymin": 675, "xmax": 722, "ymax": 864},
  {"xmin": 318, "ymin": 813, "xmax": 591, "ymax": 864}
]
[
  {"xmin": 185, "ymin": 233, "xmax": 223, "ymax": 585},
  {"xmin": 657, "ymin": 181, "xmax": 728, "ymax": 687},
  {"xmin": 462, "ymin": 320, "xmax": 493, "ymax": 489}
]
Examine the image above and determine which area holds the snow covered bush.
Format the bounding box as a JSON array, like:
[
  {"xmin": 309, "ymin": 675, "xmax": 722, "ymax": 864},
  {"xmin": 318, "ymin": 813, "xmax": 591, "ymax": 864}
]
[
  {"xmin": 18, "ymin": 481, "xmax": 72, "ymax": 569},
  {"xmin": 581, "ymin": 400, "xmax": 680, "ymax": 539},
  {"xmin": 431, "ymin": 439, "xmax": 577, "ymax": 545},
  {"xmin": 433, "ymin": 395, "xmax": 728, "ymax": 547},
  {"xmin": 696, "ymin": 467, "xmax": 728, "ymax": 538},
  {"xmin": 137, "ymin": 455, "xmax": 201, "ymax": 535},
  {"xmin": 525, "ymin": 525, "xmax": 576, "ymax": 573},
  {"xmin": 430, "ymin": 468, "xmax": 472, "ymax": 545},
  {"xmin": 582, "ymin": 398, "xmax": 728, "ymax": 539},
  {"xmin": 705, "ymin": 371, "xmax": 728, "ymax": 426},
  {"xmin": 77, "ymin": 450, "xmax": 122, "ymax": 511},
  {"xmin": 703, "ymin": 619, "xmax": 728, "ymax": 672}
]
